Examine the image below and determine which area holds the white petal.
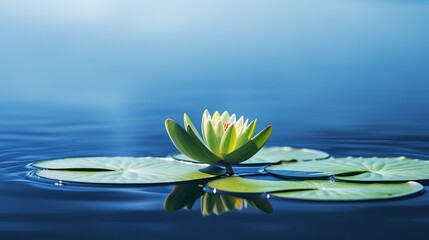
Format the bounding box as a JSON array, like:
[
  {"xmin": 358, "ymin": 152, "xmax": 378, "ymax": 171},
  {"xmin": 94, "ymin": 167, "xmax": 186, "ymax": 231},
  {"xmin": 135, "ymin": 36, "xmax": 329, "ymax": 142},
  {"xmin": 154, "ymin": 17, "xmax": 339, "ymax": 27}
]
[
  {"xmin": 221, "ymin": 111, "xmax": 229, "ymax": 124},
  {"xmin": 202, "ymin": 109, "xmax": 213, "ymax": 137},
  {"xmin": 235, "ymin": 116, "xmax": 244, "ymax": 136},
  {"xmin": 228, "ymin": 114, "xmax": 236, "ymax": 124},
  {"xmin": 243, "ymin": 118, "xmax": 249, "ymax": 129},
  {"xmin": 214, "ymin": 118, "xmax": 224, "ymax": 141},
  {"xmin": 203, "ymin": 109, "xmax": 210, "ymax": 118}
]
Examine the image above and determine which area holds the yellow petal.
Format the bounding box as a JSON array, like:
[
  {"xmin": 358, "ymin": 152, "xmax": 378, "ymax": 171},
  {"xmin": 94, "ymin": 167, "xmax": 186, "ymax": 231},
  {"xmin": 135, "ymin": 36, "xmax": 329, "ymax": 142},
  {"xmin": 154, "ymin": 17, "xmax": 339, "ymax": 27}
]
[
  {"xmin": 204, "ymin": 119, "xmax": 221, "ymax": 156},
  {"xmin": 220, "ymin": 125, "xmax": 237, "ymax": 155}
]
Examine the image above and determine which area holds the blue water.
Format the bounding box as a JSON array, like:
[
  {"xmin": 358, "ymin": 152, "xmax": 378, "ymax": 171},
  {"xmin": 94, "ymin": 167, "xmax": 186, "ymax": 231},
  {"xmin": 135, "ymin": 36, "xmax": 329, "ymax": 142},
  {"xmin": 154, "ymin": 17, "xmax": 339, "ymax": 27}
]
[{"xmin": 1, "ymin": 1, "xmax": 429, "ymax": 239}]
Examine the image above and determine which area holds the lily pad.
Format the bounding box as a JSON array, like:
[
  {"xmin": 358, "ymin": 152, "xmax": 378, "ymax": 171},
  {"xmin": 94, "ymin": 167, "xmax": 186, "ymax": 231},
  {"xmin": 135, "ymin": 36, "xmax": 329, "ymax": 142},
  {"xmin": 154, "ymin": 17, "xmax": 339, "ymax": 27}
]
[
  {"xmin": 207, "ymin": 176, "xmax": 309, "ymax": 193},
  {"xmin": 206, "ymin": 177, "xmax": 423, "ymax": 201},
  {"xmin": 32, "ymin": 157, "xmax": 225, "ymax": 184},
  {"xmin": 265, "ymin": 157, "xmax": 429, "ymax": 182},
  {"xmin": 272, "ymin": 181, "xmax": 423, "ymax": 201},
  {"xmin": 172, "ymin": 146, "xmax": 329, "ymax": 165}
]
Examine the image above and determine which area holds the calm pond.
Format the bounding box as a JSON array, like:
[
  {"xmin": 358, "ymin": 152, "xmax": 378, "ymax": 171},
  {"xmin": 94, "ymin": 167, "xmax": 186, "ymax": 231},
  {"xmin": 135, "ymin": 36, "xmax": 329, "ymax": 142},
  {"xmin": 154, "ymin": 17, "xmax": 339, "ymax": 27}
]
[{"xmin": 1, "ymin": 1, "xmax": 429, "ymax": 239}]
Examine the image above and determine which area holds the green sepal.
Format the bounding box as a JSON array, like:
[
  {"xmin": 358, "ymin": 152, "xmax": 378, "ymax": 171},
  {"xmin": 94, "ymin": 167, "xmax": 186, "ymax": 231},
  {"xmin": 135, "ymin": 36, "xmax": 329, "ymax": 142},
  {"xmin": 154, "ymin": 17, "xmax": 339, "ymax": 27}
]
[
  {"xmin": 165, "ymin": 119, "xmax": 220, "ymax": 164},
  {"xmin": 185, "ymin": 124, "xmax": 222, "ymax": 163},
  {"xmin": 224, "ymin": 125, "xmax": 272, "ymax": 164},
  {"xmin": 184, "ymin": 113, "xmax": 204, "ymax": 143}
]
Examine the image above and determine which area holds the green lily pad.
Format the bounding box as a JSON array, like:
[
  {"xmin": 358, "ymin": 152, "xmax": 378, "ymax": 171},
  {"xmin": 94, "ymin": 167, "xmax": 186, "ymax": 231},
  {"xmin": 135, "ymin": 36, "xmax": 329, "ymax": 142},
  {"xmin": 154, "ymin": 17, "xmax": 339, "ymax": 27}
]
[
  {"xmin": 245, "ymin": 146, "xmax": 330, "ymax": 164},
  {"xmin": 206, "ymin": 177, "xmax": 423, "ymax": 201},
  {"xmin": 172, "ymin": 146, "xmax": 329, "ymax": 165},
  {"xmin": 265, "ymin": 157, "xmax": 429, "ymax": 182},
  {"xmin": 32, "ymin": 157, "xmax": 225, "ymax": 184},
  {"xmin": 207, "ymin": 176, "xmax": 309, "ymax": 193},
  {"xmin": 272, "ymin": 181, "xmax": 423, "ymax": 201}
]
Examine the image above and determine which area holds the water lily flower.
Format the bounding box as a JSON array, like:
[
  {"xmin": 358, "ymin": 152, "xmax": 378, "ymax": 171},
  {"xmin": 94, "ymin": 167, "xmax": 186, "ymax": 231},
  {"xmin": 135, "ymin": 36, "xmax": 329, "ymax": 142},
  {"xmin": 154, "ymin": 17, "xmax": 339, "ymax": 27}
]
[{"xmin": 165, "ymin": 110, "xmax": 272, "ymax": 174}]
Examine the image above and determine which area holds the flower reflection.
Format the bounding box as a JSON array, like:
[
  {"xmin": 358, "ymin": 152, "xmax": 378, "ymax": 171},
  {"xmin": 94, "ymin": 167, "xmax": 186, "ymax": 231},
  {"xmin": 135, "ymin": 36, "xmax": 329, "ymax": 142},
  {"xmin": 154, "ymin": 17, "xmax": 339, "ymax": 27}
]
[{"xmin": 164, "ymin": 181, "xmax": 272, "ymax": 216}]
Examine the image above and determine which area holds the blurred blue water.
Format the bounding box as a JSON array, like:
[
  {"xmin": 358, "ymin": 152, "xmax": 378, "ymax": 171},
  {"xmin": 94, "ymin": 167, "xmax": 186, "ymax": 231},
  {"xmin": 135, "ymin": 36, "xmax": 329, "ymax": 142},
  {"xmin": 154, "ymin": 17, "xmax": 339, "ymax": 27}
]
[{"xmin": 1, "ymin": 1, "xmax": 429, "ymax": 239}]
